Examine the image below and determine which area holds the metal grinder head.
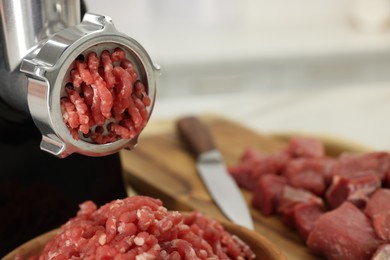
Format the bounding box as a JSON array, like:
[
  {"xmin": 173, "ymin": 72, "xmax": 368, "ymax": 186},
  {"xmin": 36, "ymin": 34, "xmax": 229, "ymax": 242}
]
[
  {"xmin": 21, "ymin": 14, "xmax": 158, "ymax": 157},
  {"xmin": 0, "ymin": 1, "xmax": 158, "ymax": 158}
]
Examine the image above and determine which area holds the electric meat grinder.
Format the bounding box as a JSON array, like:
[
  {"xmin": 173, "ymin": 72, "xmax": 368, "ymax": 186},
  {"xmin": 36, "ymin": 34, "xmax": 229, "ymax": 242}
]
[{"xmin": 0, "ymin": 0, "xmax": 158, "ymax": 255}]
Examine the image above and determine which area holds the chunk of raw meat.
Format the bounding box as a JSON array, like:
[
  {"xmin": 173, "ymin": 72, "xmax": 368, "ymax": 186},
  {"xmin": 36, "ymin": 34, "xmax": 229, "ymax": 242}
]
[
  {"xmin": 365, "ymin": 189, "xmax": 390, "ymax": 241},
  {"xmin": 286, "ymin": 137, "xmax": 324, "ymax": 158},
  {"xmin": 386, "ymin": 171, "xmax": 390, "ymax": 188},
  {"xmin": 251, "ymin": 174, "xmax": 287, "ymax": 216},
  {"xmin": 331, "ymin": 152, "xmax": 390, "ymax": 181},
  {"xmin": 307, "ymin": 202, "xmax": 381, "ymax": 260},
  {"xmin": 365, "ymin": 189, "xmax": 390, "ymax": 218},
  {"xmin": 282, "ymin": 158, "xmax": 326, "ymax": 196},
  {"xmin": 371, "ymin": 244, "xmax": 390, "ymax": 260},
  {"xmin": 322, "ymin": 158, "xmax": 337, "ymax": 185},
  {"xmin": 293, "ymin": 203, "xmax": 324, "ymax": 241},
  {"xmin": 277, "ymin": 186, "xmax": 324, "ymax": 228},
  {"xmin": 326, "ymin": 173, "xmax": 381, "ymax": 209},
  {"xmin": 228, "ymin": 148, "xmax": 290, "ymax": 190}
]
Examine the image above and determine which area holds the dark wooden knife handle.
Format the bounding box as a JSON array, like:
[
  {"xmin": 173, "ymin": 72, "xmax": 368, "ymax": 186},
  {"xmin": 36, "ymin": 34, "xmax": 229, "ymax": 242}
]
[{"xmin": 177, "ymin": 116, "xmax": 216, "ymax": 157}]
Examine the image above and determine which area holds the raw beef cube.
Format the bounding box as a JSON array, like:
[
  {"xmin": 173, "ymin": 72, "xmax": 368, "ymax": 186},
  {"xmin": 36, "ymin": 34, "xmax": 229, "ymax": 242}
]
[
  {"xmin": 286, "ymin": 137, "xmax": 324, "ymax": 158},
  {"xmin": 307, "ymin": 202, "xmax": 381, "ymax": 260},
  {"xmin": 372, "ymin": 244, "xmax": 390, "ymax": 260},
  {"xmin": 365, "ymin": 189, "xmax": 390, "ymax": 241},
  {"xmin": 365, "ymin": 189, "xmax": 390, "ymax": 217},
  {"xmin": 267, "ymin": 151, "xmax": 291, "ymax": 173},
  {"xmin": 386, "ymin": 171, "xmax": 390, "ymax": 188},
  {"xmin": 278, "ymin": 203, "xmax": 297, "ymax": 229},
  {"xmin": 293, "ymin": 203, "xmax": 324, "ymax": 241},
  {"xmin": 240, "ymin": 147, "xmax": 264, "ymax": 162},
  {"xmin": 372, "ymin": 214, "xmax": 390, "ymax": 243},
  {"xmin": 331, "ymin": 152, "xmax": 390, "ymax": 181},
  {"xmin": 326, "ymin": 173, "xmax": 381, "ymax": 209},
  {"xmin": 229, "ymin": 148, "xmax": 290, "ymax": 190},
  {"xmin": 251, "ymin": 175, "xmax": 287, "ymax": 216},
  {"xmin": 229, "ymin": 148, "xmax": 265, "ymax": 190},
  {"xmin": 279, "ymin": 186, "xmax": 324, "ymax": 210},
  {"xmin": 278, "ymin": 186, "xmax": 324, "ymax": 228},
  {"xmin": 283, "ymin": 158, "xmax": 326, "ymax": 196},
  {"xmin": 322, "ymin": 158, "xmax": 337, "ymax": 185}
]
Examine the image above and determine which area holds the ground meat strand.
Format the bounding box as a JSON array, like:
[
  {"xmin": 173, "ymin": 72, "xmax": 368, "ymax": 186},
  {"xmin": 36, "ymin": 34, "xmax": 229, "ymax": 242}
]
[
  {"xmin": 111, "ymin": 48, "xmax": 126, "ymax": 62},
  {"xmin": 37, "ymin": 196, "xmax": 255, "ymax": 260},
  {"xmin": 113, "ymin": 67, "xmax": 133, "ymax": 100},
  {"xmin": 109, "ymin": 123, "xmax": 132, "ymax": 140},
  {"xmin": 62, "ymin": 48, "xmax": 151, "ymax": 144},
  {"xmin": 66, "ymin": 88, "xmax": 89, "ymax": 134},
  {"xmin": 101, "ymin": 50, "xmax": 116, "ymax": 89},
  {"xmin": 70, "ymin": 69, "xmax": 83, "ymax": 88},
  {"xmin": 91, "ymin": 85, "xmax": 106, "ymax": 126},
  {"xmin": 60, "ymin": 98, "xmax": 80, "ymax": 130},
  {"xmin": 92, "ymin": 72, "xmax": 113, "ymax": 119},
  {"xmin": 126, "ymin": 98, "xmax": 143, "ymax": 131},
  {"xmin": 75, "ymin": 60, "xmax": 94, "ymax": 85},
  {"xmin": 134, "ymin": 81, "xmax": 151, "ymax": 106},
  {"xmin": 121, "ymin": 60, "xmax": 138, "ymax": 84}
]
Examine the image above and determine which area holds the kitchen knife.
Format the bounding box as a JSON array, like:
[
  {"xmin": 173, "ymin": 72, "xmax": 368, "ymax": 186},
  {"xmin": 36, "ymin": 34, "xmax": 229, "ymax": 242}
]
[{"xmin": 177, "ymin": 116, "xmax": 254, "ymax": 230}]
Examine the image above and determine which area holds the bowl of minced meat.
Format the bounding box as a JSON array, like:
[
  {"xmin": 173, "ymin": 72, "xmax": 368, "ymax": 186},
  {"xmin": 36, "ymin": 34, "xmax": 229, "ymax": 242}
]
[{"xmin": 5, "ymin": 196, "xmax": 284, "ymax": 260}]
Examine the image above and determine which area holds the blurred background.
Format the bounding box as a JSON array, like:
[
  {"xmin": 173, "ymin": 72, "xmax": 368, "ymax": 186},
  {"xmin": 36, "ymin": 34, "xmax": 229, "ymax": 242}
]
[{"xmin": 84, "ymin": 0, "xmax": 390, "ymax": 150}]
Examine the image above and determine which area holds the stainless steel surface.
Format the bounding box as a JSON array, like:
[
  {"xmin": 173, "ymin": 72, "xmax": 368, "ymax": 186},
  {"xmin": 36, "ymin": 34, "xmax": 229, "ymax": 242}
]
[
  {"xmin": 21, "ymin": 13, "xmax": 158, "ymax": 157},
  {"xmin": 0, "ymin": 1, "xmax": 158, "ymax": 157},
  {"xmin": 0, "ymin": 0, "xmax": 80, "ymax": 113},
  {"xmin": 0, "ymin": 0, "xmax": 80, "ymax": 72},
  {"xmin": 197, "ymin": 150, "xmax": 254, "ymax": 230}
]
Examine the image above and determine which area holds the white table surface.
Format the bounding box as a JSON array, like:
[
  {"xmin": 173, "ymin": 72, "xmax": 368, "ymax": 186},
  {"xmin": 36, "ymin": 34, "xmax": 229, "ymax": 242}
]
[{"xmin": 149, "ymin": 83, "xmax": 390, "ymax": 151}]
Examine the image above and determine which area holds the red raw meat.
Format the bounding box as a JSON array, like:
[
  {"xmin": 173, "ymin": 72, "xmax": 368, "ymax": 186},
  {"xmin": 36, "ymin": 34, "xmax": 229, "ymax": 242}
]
[
  {"xmin": 386, "ymin": 171, "xmax": 390, "ymax": 188},
  {"xmin": 251, "ymin": 174, "xmax": 287, "ymax": 216},
  {"xmin": 286, "ymin": 137, "xmax": 324, "ymax": 158},
  {"xmin": 231, "ymin": 136, "xmax": 390, "ymax": 260},
  {"xmin": 134, "ymin": 81, "xmax": 151, "ymax": 106},
  {"xmin": 307, "ymin": 202, "xmax": 381, "ymax": 260},
  {"xmin": 372, "ymin": 244, "xmax": 390, "ymax": 260},
  {"xmin": 38, "ymin": 196, "xmax": 255, "ymax": 259},
  {"xmin": 322, "ymin": 158, "xmax": 337, "ymax": 185},
  {"xmin": 277, "ymin": 186, "xmax": 324, "ymax": 228},
  {"xmin": 282, "ymin": 158, "xmax": 326, "ymax": 196},
  {"xmin": 91, "ymin": 70, "xmax": 113, "ymax": 120},
  {"xmin": 293, "ymin": 203, "xmax": 324, "ymax": 241},
  {"xmin": 372, "ymin": 215, "xmax": 390, "ymax": 243},
  {"xmin": 101, "ymin": 50, "xmax": 116, "ymax": 89},
  {"xmin": 365, "ymin": 189, "xmax": 390, "ymax": 218},
  {"xmin": 331, "ymin": 152, "xmax": 390, "ymax": 181},
  {"xmin": 61, "ymin": 48, "xmax": 152, "ymax": 144},
  {"xmin": 111, "ymin": 47, "xmax": 126, "ymax": 62},
  {"xmin": 365, "ymin": 189, "xmax": 390, "ymax": 241},
  {"xmin": 228, "ymin": 150, "xmax": 260, "ymax": 190},
  {"xmin": 75, "ymin": 59, "xmax": 93, "ymax": 85},
  {"xmin": 326, "ymin": 173, "xmax": 381, "ymax": 209},
  {"xmin": 60, "ymin": 98, "xmax": 79, "ymax": 130},
  {"xmin": 228, "ymin": 148, "xmax": 290, "ymax": 190},
  {"xmin": 66, "ymin": 88, "xmax": 89, "ymax": 134}
]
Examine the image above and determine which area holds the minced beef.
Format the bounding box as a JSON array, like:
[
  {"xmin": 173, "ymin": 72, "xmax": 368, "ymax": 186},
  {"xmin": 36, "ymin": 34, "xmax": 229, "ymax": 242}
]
[
  {"xmin": 61, "ymin": 48, "xmax": 151, "ymax": 144},
  {"xmin": 35, "ymin": 196, "xmax": 255, "ymax": 259}
]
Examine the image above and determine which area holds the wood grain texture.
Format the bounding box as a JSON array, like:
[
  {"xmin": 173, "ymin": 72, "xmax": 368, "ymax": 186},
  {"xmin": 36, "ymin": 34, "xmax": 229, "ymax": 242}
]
[
  {"xmin": 121, "ymin": 116, "xmax": 370, "ymax": 260},
  {"xmin": 177, "ymin": 116, "xmax": 216, "ymax": 157},
  {"xmin": 3, "ymin": 229, "xmax": 60, "ymax": 260}
]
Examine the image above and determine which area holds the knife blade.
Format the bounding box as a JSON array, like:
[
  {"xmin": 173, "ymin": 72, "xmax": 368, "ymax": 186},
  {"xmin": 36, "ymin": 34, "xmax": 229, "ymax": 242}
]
[{"xmin": 177, "ymin": 116, "xmax": 254, "ymax": 230}]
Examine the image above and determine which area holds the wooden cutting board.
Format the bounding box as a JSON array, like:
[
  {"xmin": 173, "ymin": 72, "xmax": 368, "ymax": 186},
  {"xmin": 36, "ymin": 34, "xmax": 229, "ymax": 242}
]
[{"xmin": 120, "ymin": 116, "xmax": 371, "ymax": 260}]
